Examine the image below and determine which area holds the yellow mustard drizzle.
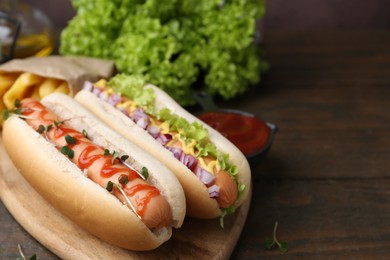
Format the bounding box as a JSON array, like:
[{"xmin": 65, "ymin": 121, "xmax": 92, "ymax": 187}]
[
  {"xmin": 198, "ymin": 157, "xmax": 219, "ymax": 174},
  {"xmin": 166, "ymin": 132, "xmax": 221, "ymax": 175},
  {"xmin": 159, "ymin": 121, "xmax": 170, "ymax": 134},
  {"xmin": 95, "ymin": 81, "xmax": 222, "ymax": 175}
]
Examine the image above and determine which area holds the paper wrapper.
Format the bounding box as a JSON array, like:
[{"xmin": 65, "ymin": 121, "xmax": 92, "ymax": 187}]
[
  {"xmin": 0, "ymin": 56, "xmax": 116, "ymax": 96},
  {"xmin": 0, "ymin": 55, "xmax": 116, "ymax": 126}
]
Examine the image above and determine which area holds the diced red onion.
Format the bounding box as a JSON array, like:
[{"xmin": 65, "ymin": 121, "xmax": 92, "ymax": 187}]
[
  {"xmin": 147, "ymin": 124, "xmax": 161, "ymax": 138},
  {"xmin": 156, "ymin": 133, "xmax": 172, "ymax": 145},
  {"xmin": 99, "ymin": 91, "xmax": 109, "ymax": 101},
  {"xmin": 92, "ymin": 87, "xmax": 102, "ymax": 96},
  {"xmin": 83, "ymin": 81, "xmax": 93, "ymax": 91},
  {"xmin": 131, "ymin": 108, "xmax": 150, "ymax": 128},
  {"xmin": 132, "ymin": 108, "xmax": 148, "ymax": 121},
  {"xmin": 180, "ymin": 152, "xmax": 198, "ymax": 171},
  {"xmin": 166, "ymin": 146, "xmax": 182, "ymax": 159},
  {"xmin": 107, "ymin": 93, "xmax": 121, "ymax": 106},
  {"xmin": 194, "ymin": 165, "xmax": 215, "ymax": 185},
  {"xmin": 208, "ymin": 184, "xmax": 220, "ymax": 198},
  {"xmin": 118, "ymin": 107, "xmax": 129, "ymax": 116},
  {"xmin": 136, "ymin": 117, "xmax": 148, "ymax": 129}
]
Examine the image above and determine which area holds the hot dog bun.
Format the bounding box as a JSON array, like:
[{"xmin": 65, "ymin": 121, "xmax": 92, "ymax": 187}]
[
  {"xmin": 74, "ymin": 80, "xmax": 251, "ymax": 220},
  {"xmin": 2, "ymin": 93, "xmax": 186, "ymax": 251}
]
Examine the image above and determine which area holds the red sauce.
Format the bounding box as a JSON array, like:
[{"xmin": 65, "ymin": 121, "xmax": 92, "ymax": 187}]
[
  {"xmin": 126, "ymin": 184, "xmax": 160, "ymax": 216},
  {"xmin": 78, "ymin": 145, "xmax": 102, "ymax": 170},
  {"xmin": 54, "ymin": 126, "xmax": 82, "ymax": 140},
  {"xmin": 21, "ymin": 100, "xmax": 53, "ymax": 125},
  {"xmin": 197, "ymin": 111, "xmax": 270, "ymax": 155},
  {"xmin": 21, "ymin": 100, "xmax": 163, "ymax": 219}
]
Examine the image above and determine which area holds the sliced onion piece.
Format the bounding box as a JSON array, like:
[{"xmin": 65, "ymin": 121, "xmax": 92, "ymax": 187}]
[
  {"xmin": 208, "ymin": 184, "xmax": 220, "ymax": 198},
  {"xmin": 180, "ymin": 152, "xmax": 198, "ymax": 171},
  {"xmin": 147, "ymin": 124, "xmax": 161, "ymax": 138},
  {"xmin": 118, "ymin": 107, "xmax": 129, "ymax": 116},
  {"xmin": 132, "ymin": 108, "xmax": 148, "ymax": 122},
  {"xmin": 136, "ymin": 117, "xmax": 148, "ymax": 129},
  {"xmin": 99, "ymin": 91, "xmax": 109, "ymax": 101},
  {"xmin": 166, "ymin": 146, "xmax": 182, "ymax": 160},
  {"xmin": 156, "ymin": 133, "xmax": 172, "ymax": 145},
  {"xmin": 108, "ymin": 93, "xmax": 121, "ymax": 106},
  {"xmin": 92, "ymin": 87, "xmax": 102, "ymax": 96},
  {"xmin": 194, "ymin": 165, "xmax": 215, "ymax": 186}
]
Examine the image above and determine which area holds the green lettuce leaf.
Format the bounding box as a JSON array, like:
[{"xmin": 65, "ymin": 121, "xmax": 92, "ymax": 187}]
[{"xmin": 60, "ymin": 0, "xmax": 267, "ymax": 106}]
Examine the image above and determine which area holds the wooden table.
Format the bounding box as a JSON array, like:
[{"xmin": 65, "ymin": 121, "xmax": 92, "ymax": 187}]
[{"xmin": 1, "ymin": 30, "xmax": 390, "ymax": 259}]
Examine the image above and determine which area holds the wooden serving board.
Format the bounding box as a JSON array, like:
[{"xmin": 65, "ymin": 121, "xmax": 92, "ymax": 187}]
[{"xmin": 0, "ymin": 136, "xmax": 251, "ymax": 259}]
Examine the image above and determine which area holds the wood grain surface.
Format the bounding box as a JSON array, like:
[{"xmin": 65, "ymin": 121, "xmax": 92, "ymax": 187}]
[{"xmin": 1, "ymin": 30, "xmax": 390, "ymax": 259}]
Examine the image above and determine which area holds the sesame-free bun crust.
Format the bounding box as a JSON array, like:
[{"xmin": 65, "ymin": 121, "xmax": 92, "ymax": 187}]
[
  {"xmin": 2, "ymin": 93, "xmax": 186, "ymax": 251},
  {"xmin": 75, "ymin": 86, "xmax": 251, "ymax": 219}
]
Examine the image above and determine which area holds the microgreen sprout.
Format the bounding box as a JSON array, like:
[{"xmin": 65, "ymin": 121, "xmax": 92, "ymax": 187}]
[
  {"xmin": 111, "ymin": 150, "xmax": 120, "ymax": 164},
  {"xmin": 13, "ymin": 108, "xmax": 21, "ymax": 115},
  {"xmin": 65, "ymin": 134, "xmax": 76, "ymax": 145},
  {"xmin": 105, "ymin": 180, "xmax": 114, "ymax": 192},
  {"xmin": 118, "ymin": 174, "xmax": 129, "ymax": 185},
  {"xmin": 54, "ymin": 120, "xmax": 64, "ymax": 128},
  {"xmin": 2, "ymin": 109, "xmax": 10, "ymax": 120},
  {"xmin": 141, "ymin": 167, "xmax": 149, "ymax": 180},
  {"xmin": 82, "ymin": 129, "xmax": 88, "ymax": 137},
  {"xmin": 60, "ymin": 145, "xmax": 74, "ymax": 159},
  {"xmin": 17, "ymin": 244, "xmax": 36, "ymax": 260},
  {"xmin": 2, "ymin": 107, "xmax": 22, "ymax": 120},
  {"xmin": 120, "ymin": 155, "xmax": 129, "ymax": 161},
  {"xmin": 14, "ymin": 99, "xmax": 20, "ymax": 108},
  {"xmin": 105, "ymin": 180, "xmax": 141, "ymax": 220},
  {"xmin": 37, "ymin": 125, "xmax": 45, "ymax": 134},
  {"xmin": 264, "ymin": 221, "xmax": 288, "ymax": 253},
  {"xmin": 103, "ymin": 149, "xmax": 147, "ymax": 180}
]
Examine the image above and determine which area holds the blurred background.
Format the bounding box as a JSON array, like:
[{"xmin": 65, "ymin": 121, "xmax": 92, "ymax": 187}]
[
  {"xmin": 25, "ymin": 0, "xmax": 390, "ymax": 33},
  {"xmin": 2, "ymin": 0, "xmax": 390, "ymax": 60}
]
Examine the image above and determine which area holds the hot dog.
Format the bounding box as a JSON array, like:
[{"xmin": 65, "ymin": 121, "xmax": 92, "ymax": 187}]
[
  {"xmin": 74, "ymin": 74, "xmax": 251, "ymax": 226},
  {"xmin": 2, "ymin": 93, "xmax": 186, "ymax": 250}
]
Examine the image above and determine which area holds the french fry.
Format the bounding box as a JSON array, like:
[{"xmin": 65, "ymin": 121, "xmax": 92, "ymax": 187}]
[
  {"xmin": 3, "ymin": 73, "xmax": 44, "ymax": 109},
  {"xmin": 0, "ymin": 73, "xmax": 20, "ymax": 97},
  {"xmin": 53, "ymin": 81, "xmax": 70, "ymax": 95},
  {"xmin": 30, "ymin": 84, "xmax": 41, "ymax": 100},
  {"xmin": 38, "ymin": 78, "xmax": 61, "ymax": 98}
]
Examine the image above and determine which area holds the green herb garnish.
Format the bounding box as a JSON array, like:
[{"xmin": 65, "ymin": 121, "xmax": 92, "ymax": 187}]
[
  {"xmin": 105, "ymin": 181, "xmax": 114, "ymax": 192},
  {"xmin": 120, "ymin": 155, "xmax": 129, "ymax": 161},
  {"xmin": 264, "ymin": 221, "xmax": 288, "ymax": 253},
  {"xmin": 54, "ymin": 120, "xmax": 64, "ymax": 128},
  {"xmin": 111, "ymin": 150, "xmax": 120, "ymax": 164},
  {"xmin": 13, "ymin": 108, "xmax": 21, "ymax": 115},
  {"xmin": 37, "ymin": 125, "xmax": 45, "ymax": 133},
  {"xmin": 2, "ymin": 109, "xmax": 10, "ymax": 121},
  {"xmin": 17, "ymin": 244, "xmax": 36, "ymax": 260},
  {"xmin": 141, "ymin": 167, "xmax": 149, "ymax": 180},
  {"xmin": 82, "ymin": 129, "xmax": 88, "ymax": 137},
  {"xmin": 65, "ymin": 134, "xmax": 76, "ymax": 145},
  {"xmin": 105, "ymin": 180, "xmax": 141, "ymax": 220},
  {"xmin": 60, "ymin": 145, "xmax": 74, "ymax": 159},
  {"xmin": 118, "ymin": 174, "xmax": 129, "ymax": 185}
]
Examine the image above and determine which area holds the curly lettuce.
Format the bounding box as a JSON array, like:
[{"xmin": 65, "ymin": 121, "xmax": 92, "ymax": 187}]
[{"xmin": 60, "ymin": 0, "xmax": 267, "ymax": 106}]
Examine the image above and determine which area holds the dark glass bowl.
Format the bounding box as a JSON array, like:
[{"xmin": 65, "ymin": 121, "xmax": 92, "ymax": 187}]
[{"xmin": 193, "ymin": 91, "xmax": 277, "ymax": 167}]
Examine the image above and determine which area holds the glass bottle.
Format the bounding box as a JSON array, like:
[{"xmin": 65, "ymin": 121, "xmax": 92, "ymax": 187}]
[{"xmin": 0, "ymin": 0, "xmax": 53, "ymax": 62}]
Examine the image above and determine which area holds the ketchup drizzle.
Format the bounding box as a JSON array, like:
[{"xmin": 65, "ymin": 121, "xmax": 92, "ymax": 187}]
[{"xmin": 20, "ymin": 100, "xmax": 161, "ymax": 218}]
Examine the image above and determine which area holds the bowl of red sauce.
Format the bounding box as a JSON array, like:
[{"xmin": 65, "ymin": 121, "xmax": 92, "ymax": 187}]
[{"xmin": 194, "ymin": 92, "xmax": 277, "ymax": 166}]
